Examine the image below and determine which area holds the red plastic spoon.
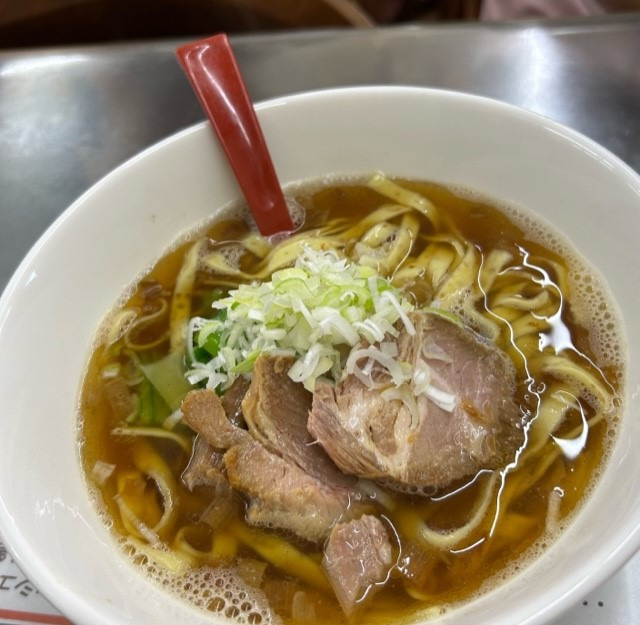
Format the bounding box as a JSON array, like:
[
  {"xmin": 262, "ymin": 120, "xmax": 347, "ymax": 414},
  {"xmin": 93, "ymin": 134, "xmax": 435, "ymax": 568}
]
[{"xmin": 176, "ymin": 34, "xmax": 295, "ymax": 237}]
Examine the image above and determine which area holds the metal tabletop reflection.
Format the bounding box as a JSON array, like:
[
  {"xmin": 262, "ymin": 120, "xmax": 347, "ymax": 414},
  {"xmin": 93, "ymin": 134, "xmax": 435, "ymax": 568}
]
[{"xmin": 1, "ymin": 16, "xmax": 639, "ymax": 287}]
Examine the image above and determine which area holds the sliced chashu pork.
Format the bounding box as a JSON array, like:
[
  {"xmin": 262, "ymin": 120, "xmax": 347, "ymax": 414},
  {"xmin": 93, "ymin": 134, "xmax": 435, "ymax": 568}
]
[
  {"xmin": 220, "ymin": 376, "xmax": 250, "ymax": 428},
  {"xmin": 181, "ymin": 387, "xmax": 248, "ymax": 449},
  {"xmin": 242, "ymin": 355, "xmax": 354, "ymax": 489},
  {"xmin": 181, "ymin": 386, "xmax": 354, "ymax": 542},
  {"xmin": 225, "ymin": 437, "xmax": 352, "ymax": 543},
  {"xmin": 181, "ymin": 434, "xmax": 241, "ymax": 529},
  {"xmin": 308, "ymin": 311, "xmax": 524, "ymax": 491},
  {"xmin": 323, "ymin": 515, "xmax": 393, "ymax": 617},
  {"xmin": 181, "ymin": 434, "xmax": 227, "ymax": 492}
]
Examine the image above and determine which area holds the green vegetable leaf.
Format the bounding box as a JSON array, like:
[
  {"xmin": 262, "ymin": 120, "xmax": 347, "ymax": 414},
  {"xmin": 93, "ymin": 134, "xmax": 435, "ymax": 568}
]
[{"xmin": 140, "ymin": 350, "xmax": 193, "ymax": 412}]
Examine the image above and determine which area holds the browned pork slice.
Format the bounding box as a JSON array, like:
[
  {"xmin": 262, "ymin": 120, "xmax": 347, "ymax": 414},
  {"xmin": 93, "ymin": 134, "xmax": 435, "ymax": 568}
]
[
  {"xmin": 225, "ymin": 438, "xmax": 352, "ymax": 543},
  {"xmin": 242, "ymin": 355, "xmax": 354, "ymax": 488},
  {"xmin": 181, "ymin": 434, "xmax": 226, "ymax": 491},
  {"xmin": 308, "ymin": 311, "xmax": 523, "ymax": 491},
  {"xmin": 181, "ymin": 387, "xmax": 356, "ymax": 542},
  {"xmin": 323, "ymin": 515, "xmax": 393, "ymax": 617},
  {"xmin": 181, "ymin": 435, "xmax": 241, "ymax": 529},
  {"xmin": 181, "ymin": 389, "xmax": 249, "ymax": 449},
  {"xmin": 221, "ymin": 376, "xmax": 251, "ymax": 428}
]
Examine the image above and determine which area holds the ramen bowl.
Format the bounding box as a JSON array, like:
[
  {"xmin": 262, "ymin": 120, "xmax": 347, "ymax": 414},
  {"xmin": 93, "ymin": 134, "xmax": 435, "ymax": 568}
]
[{"xmin": 0, "ymin": 86, "xmax": 639, "ymax": 625}]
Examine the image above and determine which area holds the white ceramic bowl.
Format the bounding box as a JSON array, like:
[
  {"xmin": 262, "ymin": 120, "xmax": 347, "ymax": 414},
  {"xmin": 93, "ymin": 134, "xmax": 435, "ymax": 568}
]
[{"xmin": 1, "ymin": 86, "xmax": 640, "ymax": 625}]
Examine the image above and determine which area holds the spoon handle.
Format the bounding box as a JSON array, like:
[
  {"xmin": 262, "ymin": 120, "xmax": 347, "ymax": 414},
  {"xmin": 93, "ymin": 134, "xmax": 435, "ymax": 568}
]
[{"xmin": 177, "ymin": 34, "xmax": 294, "ymax": 236}]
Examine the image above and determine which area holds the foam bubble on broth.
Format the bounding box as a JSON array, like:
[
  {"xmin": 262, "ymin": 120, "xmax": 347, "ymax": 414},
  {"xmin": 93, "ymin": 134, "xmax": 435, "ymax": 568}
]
[
  {"xmin": 87, "ymin": 492, "xmax": 278, "ymax": 625},
  {"xmin": 122, "ymin": 542, "xmax": 276, "ymax": 625},
  {"xmin": 286, "ymin": 198, "xmax": 306, "ymax": 231},
  {"xmin": 215, "ymin": 245, "xmax": 244, "ymax": 272}
]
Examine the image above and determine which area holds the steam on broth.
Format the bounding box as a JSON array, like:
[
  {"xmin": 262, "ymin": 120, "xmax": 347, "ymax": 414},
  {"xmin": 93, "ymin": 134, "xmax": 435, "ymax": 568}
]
[{"xmin": 80, "ymin": 174, "xmax": 622, "ymax": 625}]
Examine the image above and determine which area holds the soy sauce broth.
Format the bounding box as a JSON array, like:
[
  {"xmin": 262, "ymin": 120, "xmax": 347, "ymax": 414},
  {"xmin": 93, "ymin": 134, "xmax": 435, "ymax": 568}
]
[{"xmin": 80, "ymin": 177, "xmax": 622, "ymax": 625}]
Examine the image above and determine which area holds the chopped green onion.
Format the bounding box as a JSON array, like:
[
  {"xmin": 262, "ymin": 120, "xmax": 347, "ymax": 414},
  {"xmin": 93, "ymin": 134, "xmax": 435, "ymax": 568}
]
[{"xmin": 186, "ymin": 246, "xmax": 416, "ymax": 392}]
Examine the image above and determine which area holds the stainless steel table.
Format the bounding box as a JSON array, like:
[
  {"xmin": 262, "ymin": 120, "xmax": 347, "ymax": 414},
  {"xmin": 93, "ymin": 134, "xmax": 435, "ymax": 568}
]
[{"xmin": 1, "ymin": 15, "xmax": 639, "ymax": 625}]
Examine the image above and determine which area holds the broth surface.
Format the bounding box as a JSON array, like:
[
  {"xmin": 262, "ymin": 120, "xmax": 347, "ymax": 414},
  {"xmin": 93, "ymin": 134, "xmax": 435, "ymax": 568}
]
[{"xmin": 80, "ymin": 176, "xmax": 623, "ymax": 625}]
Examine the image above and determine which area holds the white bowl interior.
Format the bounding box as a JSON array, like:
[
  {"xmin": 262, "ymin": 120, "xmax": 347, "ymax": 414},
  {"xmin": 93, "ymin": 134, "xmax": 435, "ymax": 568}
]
[{"xmin": 1, "ymin": 86, "xmax": 640, "ymax": 625}]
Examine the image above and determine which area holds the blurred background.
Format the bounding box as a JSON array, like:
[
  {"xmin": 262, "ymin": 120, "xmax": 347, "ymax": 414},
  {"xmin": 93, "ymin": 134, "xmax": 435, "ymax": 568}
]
[{"xmin": 1, "ymin": 0, "xmax": 639, "ymax": 48}]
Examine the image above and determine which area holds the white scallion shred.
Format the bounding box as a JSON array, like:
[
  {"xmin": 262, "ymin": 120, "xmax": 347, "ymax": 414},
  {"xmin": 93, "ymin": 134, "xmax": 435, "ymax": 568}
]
[
  {"xmin": 412, "ymin": 360, "xmax": 432, "ymax": 395},
  {"xmin": 379, "ymin": 290, "xmax": 416, "ymax": 335},
  {"xmin": 186, "ymin": 245, "xmax": 417, "ymax": 392},
  {"xmin": 382, "ymin": 385, "xmax": 420, "ymax": 425},
  {"xmin": 423, "ymin": 385, "xmax": 458, "ymax": 412},
  {"xmin": 346, "ymin": 346, "xmax": 411, "ymax": 389}
]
